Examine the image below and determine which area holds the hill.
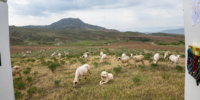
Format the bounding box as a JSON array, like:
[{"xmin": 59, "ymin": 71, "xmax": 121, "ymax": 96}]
[
  {"xmin": 22, "ymin": 18, "xmax": 119, "ymax": 32},
  {"xmin": 160, "ymin": 28, "xmax": 184, "ymax": 35}
]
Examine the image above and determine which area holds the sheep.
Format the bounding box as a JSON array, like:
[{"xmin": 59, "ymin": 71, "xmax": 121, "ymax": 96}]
[
  {"xmin": 64, "ymin": 51, "xmax": 69, "ymax": 56},
  {"xmin": 168, "ymin": 55, "xmax": 181, "ymax": 67},
  {"xmin": 12, "ymin": 66, "xmax": 22, "ymax": 77},
  {"xmin": 51, "ymin": 52, "xmax": 56, "ymax": 57},
  {"xmin": 73, "ymin": 64, "xmax": 91, "ymax": 87},
  {"xmin": 26, "ymin": 51, "xmax": 31, "ymax": 54},
  {"xmin": 154, "ymin": 53, "xmax": 159, "ymax": 64},
  {"xmin": 117, "ymin": 56, "xmax": 129, "ymax": 66},
  {"xmin": 22, "ymin": 52, "xmax": 24, "ymax": 55},
  {"xmin": 100, "ymin": 51, "xmax": 103, "ymax": 56},
  {"xmin": 100, "ymin": 54, "xmax": 107, "ymax": 63},
  {"xmin": 84, "ymin": 52, "xmax": 90, "ymax": 56},
  {"xmin": 22, "ymin": 54, "xmax": 27, "ymax": 58},
  {"xmin": 82, "ymin": 54, "xmax": 88, "ymax": 61},
  {"xmin": 132, "ymin": 55, "xmax": 145, "ymax": 67},
  {"xmin": 100, "ymin": 71, "xmax": 113, "ymax": 85},
  {"xmin": 164, "ymin": 52, "xmax": 169, "ymax": 60},
  {"xmin": 122, "ymin": 53, "xmax": 126, "ymax": 58},
  {"xmin": 58, "ymin": 53, "xmax": 61, "ymax": 59}
]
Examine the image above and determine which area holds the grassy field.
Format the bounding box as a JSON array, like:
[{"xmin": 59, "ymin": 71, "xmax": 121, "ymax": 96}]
[{"xmin": 11, "ymin": 46, "xmax": 185, "ymax": 100}]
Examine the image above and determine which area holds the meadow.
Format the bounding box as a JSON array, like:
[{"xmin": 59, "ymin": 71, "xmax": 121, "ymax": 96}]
[{"xmin": 11, "ymin": 45, "xmax": 185, "ymax": 100}]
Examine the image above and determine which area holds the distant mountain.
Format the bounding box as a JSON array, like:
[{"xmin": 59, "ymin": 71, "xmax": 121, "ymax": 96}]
[
  {"xmin": 160, "ymin": 28, "xmax": 184, "ymax": 35},
  {"xmin": 22, "ymin": 18, "xmax": 119, "ymax": 32}
]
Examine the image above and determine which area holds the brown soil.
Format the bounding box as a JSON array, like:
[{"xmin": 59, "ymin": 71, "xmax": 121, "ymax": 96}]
[{"xmin": 10, "ymin": 42, "xmax": 184, "ymax": 53}]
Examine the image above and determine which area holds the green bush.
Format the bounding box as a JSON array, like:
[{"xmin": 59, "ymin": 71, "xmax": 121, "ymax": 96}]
[
  {"xmin": 93, "ymin": 62, "xmax": 98, "ymax": 67},
  {"xmin": 132, "ymin": 77, "xmax": 140, "ymax": 84},
  {"xmin": 78, "ymin": 58, "xmax": 86, "ymax": 64},
  {"xmin": 26, "ymin": 59, "xmax": 35, "ymax": 62},
  {"xmin": 138, "ymin": 65, "xmax": 145, "ymax": 71},
  {"xmin": 103, "ymin": 61, "xmax": 111, "ymax": 65},
  {"xmin": 26, "ymin": 76, "xmax": 33, "ymax": 82},
  {"xmin": 16, "ymin": 82, "xmax": 26, "ymax": 89},
  {"xmin": 23, "ymin": 70, "xmax": 30, "ymax": 74},
  {"xmin": 41, "ymin": 61, "xmax": 47, "ymax": 66},
  {"xmin": 14, "ymin": 77, "xmax": 22, "ymax": 83},
  {"xmin": 47, "ymin": 61, "xmax": 53, "ymax": 65},
  {"xmin": 60, "ymin": 60, "xmax": 65, "ymax": 65},
  {"xmin": 15, "ymin": 90, "xmax": 23, "ymax": 99},
  {"xmin": 113, "ymin": 65, "xmax": 122, "ymax": 75},
  {"xmin": 176, "ymin": 66, "xmax": 183, "ymax": 72},
  {"xmin": 161, "ymin": 73, "xmax": 170, "ymax": 79},
  {"xmin": 27, "ymin": 86, "xmax": 37, "ymax": 96},
  {"xmin": 48, "ymin": 63, "xmax": 61, "ymax": 72},
  {"xmin": 54, "ymin": 80, "xmax": 61, "ymax": 86},
  {"xmin": 26, "ymin": 67, "xmax": 31, "ymax": 71}
]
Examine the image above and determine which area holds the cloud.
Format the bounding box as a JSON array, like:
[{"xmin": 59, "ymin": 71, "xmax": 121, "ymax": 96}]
[{"xmin": 7, "ymin": 0, "xmax": 184, "ymax": 32}]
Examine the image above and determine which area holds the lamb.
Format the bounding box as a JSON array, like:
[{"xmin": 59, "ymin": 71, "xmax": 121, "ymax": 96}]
[
  {"xmin": 154, "ymin": 53, "xmax": 159, "ymax": 64},
  {"xmin": 58, "ymin": 53, "xmax": 61, "ymax": 59},
  {"xmin": 100, "ymin": 71, "xmax": 113, "ymax": 85},
  {"xmin": 73, "ymin": 64, "xmax": 91, "ymax": 87},
  {"xmin": 131, "ymin": 55, "xmax": 145, "ymax": 67},
  {"xmin": 82, "ymin": 54, "xmax": 88, "ymax": 61},
  {"xmin": 12, "ymin": 66, "xmax": 22, "ymax": 77},
  {"xmin": 84, "ymin": 52, "xmax": 90, "ymax": 56},
  {"xmin": 164, "ymin": 52, "xmax": 169, "ymax": 60},
  {"xmin": 51, "ymin": 52, "xmax": 56, "ymax": 57},
  {"xmin": 64, "ymin": 51, "xmax": 69, "ymax": 56},
  {"xmin": 168, "ymin": 55, "xmax": 181, "ymax": 67},
  {"xmin": 100, "ymin": 54, "xmax": 107, "ymax": 63},
  {"xmin": 122, "ymin": 53, "xmax": 126, "ymax": 58},
  {"xmin": 22, "ymin": 54, "xmax": 26, "ymax": 58},
  {"xmin": 26, "ymin": 51, "xmax": 31, "ymax": 54},
  {"xmin": 117, "ymin": 56, "xmax": 129, "ymax": 66},
  {"xmin": 100, "ymin": 51, "xmax": 103, "ymax": 56}
]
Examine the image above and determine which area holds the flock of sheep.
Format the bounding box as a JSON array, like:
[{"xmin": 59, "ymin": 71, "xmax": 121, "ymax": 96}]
[{"xmin": 12, "ymin": 49, "xmax": 181, "ymax": 87}]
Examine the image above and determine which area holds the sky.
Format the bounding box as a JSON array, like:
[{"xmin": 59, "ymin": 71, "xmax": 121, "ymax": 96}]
[{"xmin": 7, "ymin": 0, "xmax": 184, "ymax": 32}]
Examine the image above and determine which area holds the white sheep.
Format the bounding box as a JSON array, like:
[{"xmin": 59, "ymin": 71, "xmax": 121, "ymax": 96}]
[
  {"xmin": 117, "ymin": 56, "xmax": 129, "ymax": 66},
  {"xmin": 100, "ymin": 71, "xmax": 113, "ymax": 85},
  {"xmin": 132, "ymin": 55, "xmax": 145, "ymax": 67},
  {"xmin": 100, "ymin": 51, "xmax": 103, "ymax": 56},
  {"xmin": 26, "ymin": 51, "xmax": 31, "ymax": 54},
  {"xmin": 168, "ymin": 55, "xmax": 181, "ymax": 67},
  {"xmin": 82, "ymin": 54, "xmax": 88, "ymax": 61},
  {"xmin": 100, "ymin": 54, "xmax": 107, "ymax": 63},
  {"xmin": 164, "ymin": 52, "xmax": 169, "ymax": 60},
  {"xmin": 58, "ymin": 53, "xmax": 61, "ymax": 59},
  {"xmin": 51, "ymin": 52, "xmax": 56, "ymax": 57},
  {"xmin": 22, "ymin": 54, "xmax": 27, "ymax": 57},
  {"xmin": 64, "ymin": 51, "xmax": 69, "ymax": 56},
  {"xmin": 22, "ymin": 52, "xmax": 24, "ymax": 55},
  {"xmin": 154, "ymin": 53, "xmax": 159, "ymax": 64},
  {"xmin": 84, "ymin": 52, "xmax": 90, "ymax": 56},
  {"xmin": 122, "ymin": 53, "xmax": 126, "ymax": 58},
  {"xmin": 73, "ymin": 64, "xmax": 91, "ymax": 87},
  {"xmin": 12, "ymin": 66, "xmax": 22, "ymax": 77}
]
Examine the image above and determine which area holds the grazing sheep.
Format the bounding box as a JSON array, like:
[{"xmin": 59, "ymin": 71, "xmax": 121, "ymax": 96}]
[
  {"xmin": 22, "ymin": 54, "xmax": 26, "ymax": 57},
  {"xmin": 117, "ymin": 56, "xmax": 129, "ymax": 66},
  {"xmin": 51, "ymin": 52, "xmax": 56, "ymax": 57},
  {"xmin": 132, "ymin": 55, "xmax": 145, "ymax": 67},
  {"xmin": 84, "ymin": 52, "xmax": 90, "ymax": 56},
  {"xmin": 26, "ymin": 51, "xmax": 31, "ymax": 54},
  {"xmin": 12, "ymin": 66, "xmax": 22, "ymax": 77},
  {"xmin": 64, "ymin": 51, "xmax": 69, "ymax": 56},
  {"xmin": 73, "ymin": 64, "xmax": 91, "ymax": 87},
  {"xmin": 58, "ymin": 53, "xmax": 61, "ymax": 59},
  {"xmin": 100, "ymin": 51, "xmax": 103, "ymax": 56},
  {"xmin": 154, "ymin": 53, "xmax": 159, "ymax": 64},
  {"xmin": 82, "ymin": 54, "xmax": 88, "ymax": 61},
  {"xmin": 168, "ymin": 55, "xmax": 181, "ymax": 67},
  {"xmin": 100, "ymin": 71, "xmax": 113, "ymax": 85},
  {"xmin": 122, "ymin": 53, "xmax": 126, "ymax": 58},
  {"xmin": 100, "ymin": 54, "xmax": 107, "ymax": 63},
  {"xmin": 164, "ymin": 52, "xmax": 169, "ymax": 60}
]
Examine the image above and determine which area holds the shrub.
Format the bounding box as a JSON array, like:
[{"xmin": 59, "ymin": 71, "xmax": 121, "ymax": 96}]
[
  {"xmin": 132, "ymin": 77, "xmax": 140, "ymax": 84},
  {"xmin": 113, "ymin": 65, "xmax": 122, "ymax": 75},
  {"xmin": 20, "ymin": 60, "xmax": 26, "ymax": 63},
  {"xmin": 176, "ymin": 66, "xmax": 183, "ymax": 72},
  {"xmin": 161, "ymin": 73, "xmax": 170, "ymax": 79},
  {"xmin": 103, "ymin": 61, "xmax": 111, "ymax": 65},
  {"xmin": 26, "ymin": 67, "xmax": 31, "ymax": 71},
  {"xmin": 60, "ymin": 60, "xmax": 65, "ymax": 65},
  {"xmin": 16, "ymin": 82, "xmax": 26, "ymax": 89},
  {"xmin": 15, "ymin": 90, "xmax": 23, "ymax": 99},
  {"xmin": 26, "ymin": 59, "xmax": 35, "ymax": 62},
  {"xmin": 48, "ymin": 63, "xmax": 60, "ymax": 72},
  {"xmin": 93, "ymin": 62, "xmax": 98, "ymax": 67},
  {"xmin": 23, "ymin": 70, "xmax": 30, "ymax": 74},
  {"xmin": 14, "ymin": 77, "xmax": 22, "ymax": 83},
  {"xmin": 47, "ymin": 61, "xmax": 53, "ymax": 65},
  {"xmin": 138, "ymin": 65, "xmax": 144, "ymax": 71},
  {"xmin": 27, "ymin": 86, "xmax": 37, "ymax": 96},
  {"xmin": 29, "ymin": 63, "xmax": 34, "ymax": 67},
  {"xmin": 26, "ymin": 76, "xmax": 33, "ymax": 82},
  {"xmin": 54, "ymin": 80, "xmax": 61, "ymax": 86},
  {"xmin": 41, "ymin": 61, "xmax": 47, "ymax": 65},
  {"xmin": 78, "ymin": 58, "xmax": 86, "ymax": 64}
]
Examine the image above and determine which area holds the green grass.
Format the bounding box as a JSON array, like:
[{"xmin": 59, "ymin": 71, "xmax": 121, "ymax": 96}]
[
  {"xmin": 132, "ymin": 77, "xmax": 140, "ymax": 85},
  {"xmin": 113, "ymin": 65, "xmax": 122, "ymax": 75},
  {"xmin": 15, "ymin": 90, "xmax": 23, "ymax": 99},
  {"xmin": 54, "ymin": 80, "xmax": 61, "ymax": 86},
  {"xmin": 93, "ymin": 62, "xmax": 99, "ymax": 67},
  {"xmin": 26, "ymin": 76, "xmax": 33, "ymax": 82},
  {"xmin": 23, "ymin": 70, "xmax": 30, "ymax": 74},
  {"xmin": 27, "ymin": 86, "xmax": 38, "ymax": 96},
  {"xmin": 48, "ymin": 63, "xmax": 61, "ymax": 72}
]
